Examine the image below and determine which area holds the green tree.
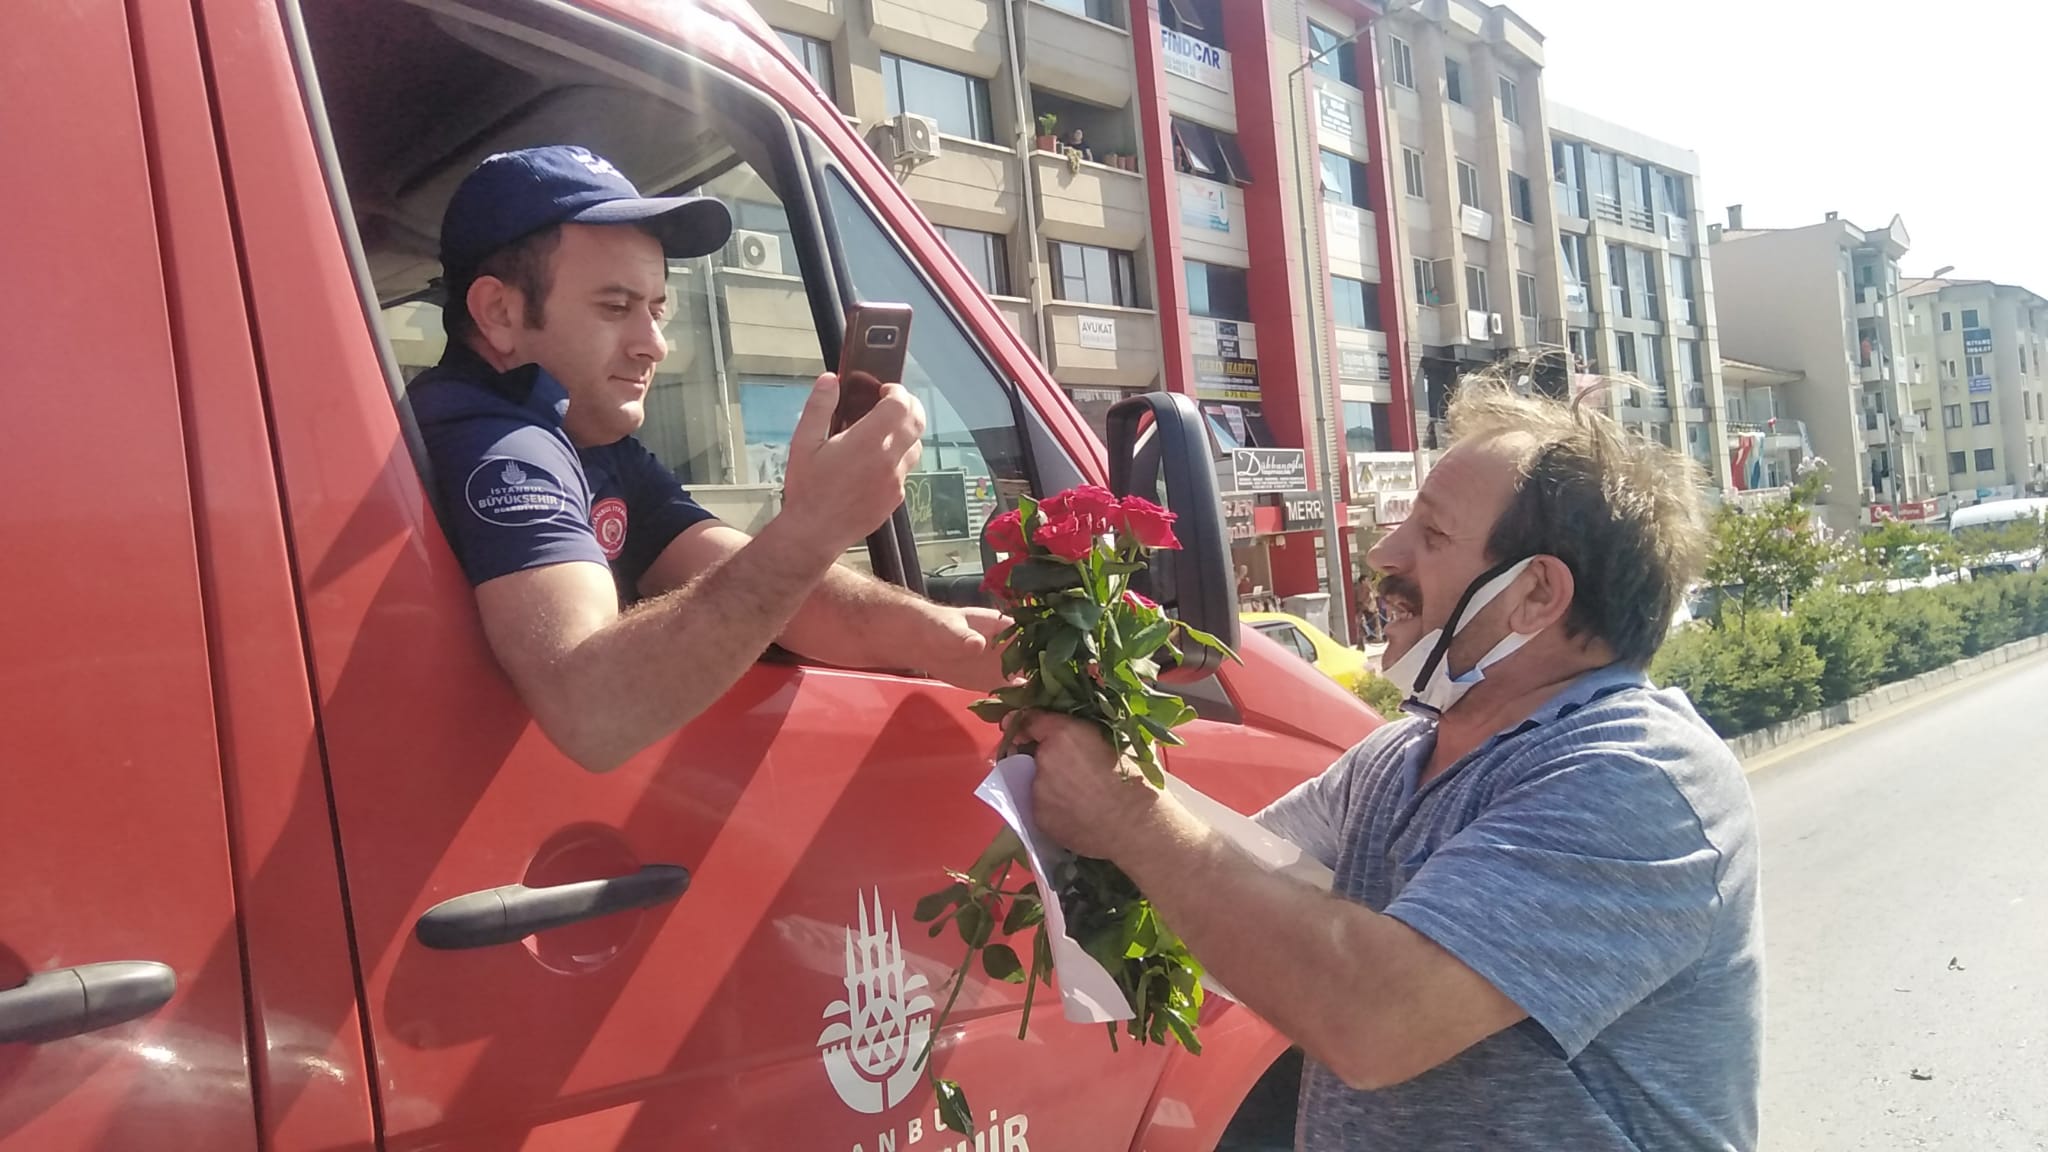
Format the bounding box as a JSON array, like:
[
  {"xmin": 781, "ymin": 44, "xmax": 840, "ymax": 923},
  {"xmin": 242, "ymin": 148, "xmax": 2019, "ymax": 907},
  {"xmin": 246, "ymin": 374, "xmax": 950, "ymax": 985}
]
[
  {"xmin": 1703, "ymin": 493, "xmax": 1832, "ymax": 624},
  {"xmin": 1858, "ymin": 520, "xmax": 1958, "ymax": 576}
]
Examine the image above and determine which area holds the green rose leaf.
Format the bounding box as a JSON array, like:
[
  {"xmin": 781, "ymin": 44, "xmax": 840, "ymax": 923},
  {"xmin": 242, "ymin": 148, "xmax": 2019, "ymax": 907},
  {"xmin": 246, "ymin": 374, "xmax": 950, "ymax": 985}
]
[
  {"xmin": 936, "ymin": 1079, "xmax": 975, "ymax": 1135},
  {"xmin": 982, "ymin": 944, "xmax": 1027, "ymax": 983},
  {"xmin": 1055, "ymin": 597, "xmax": 1103, "ymax": 633},
  {"xmin": 1011, "ymin": 558, "xmax": 1085, "ymax": 595},
  {"xmin": 914, "ymin": 883, "xmax": 968, "ymax": 923}
]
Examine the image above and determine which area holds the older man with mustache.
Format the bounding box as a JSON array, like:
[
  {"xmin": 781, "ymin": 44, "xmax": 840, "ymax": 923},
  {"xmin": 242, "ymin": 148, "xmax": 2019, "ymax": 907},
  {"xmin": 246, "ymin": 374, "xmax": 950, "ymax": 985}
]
[{"xmin": 1023, "ymin": 380, "xmax": 1762, "ymax": 1151}]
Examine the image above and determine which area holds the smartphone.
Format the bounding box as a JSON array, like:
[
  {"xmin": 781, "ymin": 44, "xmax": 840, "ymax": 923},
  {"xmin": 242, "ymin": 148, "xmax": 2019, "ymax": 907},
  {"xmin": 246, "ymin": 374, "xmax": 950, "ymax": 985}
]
[{"xmin": 832, "ymin": 302, "xmax": 913, "ymax": 434}]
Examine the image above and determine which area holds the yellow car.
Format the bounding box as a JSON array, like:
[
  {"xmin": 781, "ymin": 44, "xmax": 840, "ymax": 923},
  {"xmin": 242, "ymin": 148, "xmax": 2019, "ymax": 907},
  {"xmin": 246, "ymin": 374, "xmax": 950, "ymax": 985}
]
[{"xmin": 1241, "ymin": 610, "xmax": 1373, "ymax": 692}]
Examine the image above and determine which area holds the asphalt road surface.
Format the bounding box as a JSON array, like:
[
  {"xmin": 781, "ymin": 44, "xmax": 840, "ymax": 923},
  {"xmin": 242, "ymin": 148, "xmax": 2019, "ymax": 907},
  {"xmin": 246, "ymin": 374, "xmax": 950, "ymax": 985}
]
[{"xmin": 1753, "ymin": 653, "xmax": 2048, "ymax": 1150}]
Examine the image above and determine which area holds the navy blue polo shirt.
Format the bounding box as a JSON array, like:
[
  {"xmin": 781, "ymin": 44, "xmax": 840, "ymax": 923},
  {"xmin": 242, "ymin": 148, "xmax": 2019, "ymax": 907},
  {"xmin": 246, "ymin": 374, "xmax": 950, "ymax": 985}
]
[{"xmin": 411, "ymin": 346, "xmax": 716, "ymax": 604}]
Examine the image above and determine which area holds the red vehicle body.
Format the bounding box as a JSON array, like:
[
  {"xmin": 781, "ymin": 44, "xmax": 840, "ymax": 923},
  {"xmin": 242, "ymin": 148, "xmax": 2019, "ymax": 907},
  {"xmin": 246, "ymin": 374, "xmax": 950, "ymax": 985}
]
[{"xmin": 0, "ymin": 1, "xmax": 1375, "ymax": 1148}]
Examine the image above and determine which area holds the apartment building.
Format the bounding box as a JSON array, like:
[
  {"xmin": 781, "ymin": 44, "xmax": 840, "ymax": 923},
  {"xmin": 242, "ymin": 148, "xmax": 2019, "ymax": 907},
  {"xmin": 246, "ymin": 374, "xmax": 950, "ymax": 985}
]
[
  {"xmin": 754, "ymin": 0, "xmax": 1408, "ymax": 628},
  {"xmin": 1547, "ymin": 103, "xmax": 1732, "ymax": 492},
  {"xmin": 1709, "ymin": 210, "xmax": 1928, "ymax": 533},
  {"xmin": 1904, "ymin": 278, "xmax": 2048, "ymax": 512},
  {"xmin": 1375, "ymin": 0, "xmax": 1565, "ymax": 450}
]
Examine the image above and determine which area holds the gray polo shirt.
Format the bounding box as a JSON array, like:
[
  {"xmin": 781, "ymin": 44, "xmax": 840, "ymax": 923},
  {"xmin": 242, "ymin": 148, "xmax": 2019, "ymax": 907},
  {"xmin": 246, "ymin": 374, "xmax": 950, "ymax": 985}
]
[{"xmin": 1256, "ymin": 663, "xmax": 1762, "ymax": 1151}]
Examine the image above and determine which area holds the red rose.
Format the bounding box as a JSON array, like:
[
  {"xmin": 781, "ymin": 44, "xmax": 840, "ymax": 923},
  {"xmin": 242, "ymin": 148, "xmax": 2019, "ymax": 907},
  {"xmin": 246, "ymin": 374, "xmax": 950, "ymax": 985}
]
[
  {"xmin": 1124, "ymin": 589, "xmax": 1159, "ymax": 611},
  {"xmin": 1063, "ymin": 485, "xmax": 1122, "ymax": 532},
  {"xmin": 981, "ymin": 557, "xmax": 1021, "ymax": 599},
  {"xmin": 1119, "ymin": 497, "xmax": 1181, "ymax": 550},
  {"xmin": 986, "ymin": 508, "xmax": 1027, "ymax": 556},
  {"xmin": 1034, "ymin": 515, "xmax": 1097, "ymax": 562}
]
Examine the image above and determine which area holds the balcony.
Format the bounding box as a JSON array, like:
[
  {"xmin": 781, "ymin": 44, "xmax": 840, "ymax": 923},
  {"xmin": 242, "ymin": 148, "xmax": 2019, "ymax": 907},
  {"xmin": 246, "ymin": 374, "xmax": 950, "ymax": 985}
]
[
  {"xmin": 871, "ymin": 0, "xmax": 1002, "ymax": 75},
  {"xmin": 1730, "ymin": 486, "xmax": 1793, "ymax": 512},
  {"xmin": 1160, "ymin": 27, "xmax": 1234, "ymax": 129},
  {"xmin": 1044, "ymin": 302, "xmax": 1161, "ymax": 388},
  {"xmin": 1854, "ymin": 284, "xmax": 1887, "ymax": 320},
  {"xmin": 1662, "ymin": 213, "xmax": 1692, "ymax": 246},
  {"xmin": 1023, "ymin": 0, "xmax": 1134, "ymax": 108},
  {"xmin": 1553, "ymin": 182, "xmax": 1584, "ymax": 220},
  {"xmin": 1033, "ymin": 151, "xmax": 1148, "ymax": 248},
  {"xmin": 1858, "ymin": 357, "xmax": 1889, "ymax": 384},
  {"xmin": 899, "ymin": 135, "xmax": 1020, "ymax": 234},
  {"xmin": 1591, "ymin": 194, "xmax": 1623, "ymax": 225},
  {"xmin": 1180, "ymin": 174, "xmax": 1249, "ymax": 265},
  {"xmin": 1460, "ymin": 204, "xmax": 1494, "ymax": 241},
  {"xmin": 1626, "ymin": 204, "xmax": 1656, "ymax": 233}
]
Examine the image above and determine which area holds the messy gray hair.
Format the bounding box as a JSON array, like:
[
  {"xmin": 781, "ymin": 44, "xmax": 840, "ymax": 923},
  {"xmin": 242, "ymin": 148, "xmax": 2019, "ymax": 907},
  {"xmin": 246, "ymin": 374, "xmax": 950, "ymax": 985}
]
[{"xmin": 1446, "ymin": 374, "xmax": 1711, "ymax": 666}]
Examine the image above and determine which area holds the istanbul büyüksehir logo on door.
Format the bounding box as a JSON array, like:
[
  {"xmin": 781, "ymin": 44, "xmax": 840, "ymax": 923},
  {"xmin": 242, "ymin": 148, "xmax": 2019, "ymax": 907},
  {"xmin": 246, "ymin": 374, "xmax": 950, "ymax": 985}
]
[{"xmin": 818, "ymin": 890, "xmax": 934, "ymax": 1115}]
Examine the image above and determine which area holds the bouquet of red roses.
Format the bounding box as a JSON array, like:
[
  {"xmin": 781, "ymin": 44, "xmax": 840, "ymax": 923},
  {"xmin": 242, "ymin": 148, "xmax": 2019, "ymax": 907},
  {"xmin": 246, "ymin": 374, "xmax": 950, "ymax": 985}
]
[{"xmin": 910, "ymin": 485, "xmax": 1231, "ymax": 1136}]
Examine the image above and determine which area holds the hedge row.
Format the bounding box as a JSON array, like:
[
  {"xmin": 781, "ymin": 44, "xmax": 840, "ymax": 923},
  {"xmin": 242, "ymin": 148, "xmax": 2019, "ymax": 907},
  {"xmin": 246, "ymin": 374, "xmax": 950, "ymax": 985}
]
[{"xmin": 1650, "ymin": 571, "xmax": 2048, "ymax": 738}]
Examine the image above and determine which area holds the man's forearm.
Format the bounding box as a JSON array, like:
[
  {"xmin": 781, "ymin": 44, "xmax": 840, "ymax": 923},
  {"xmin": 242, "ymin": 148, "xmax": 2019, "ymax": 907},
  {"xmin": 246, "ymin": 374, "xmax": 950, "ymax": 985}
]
[
  {"xmin": 779, "ymin": 562, "xmax": 942, "ymax": 670},
  {"xmin": 552, "ymin": 520, "xmax": 840, "ymax": 769},
  {"xmin": 1116, "ymin": 800, "xmax": 1464, "ymax": 1090}
]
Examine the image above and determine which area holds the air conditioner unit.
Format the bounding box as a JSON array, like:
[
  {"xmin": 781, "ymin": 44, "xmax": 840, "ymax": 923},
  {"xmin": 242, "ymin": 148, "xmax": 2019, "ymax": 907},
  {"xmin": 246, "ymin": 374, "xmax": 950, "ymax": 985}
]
[
  {"xmin": 728, "ymin": 229, "xmax": 783, "ymax": 275},
  {"xmin": 869, "ymin": 112, "xmax": 942, "ymax": 169},
  {"xmin": 1488, "ymin": 312, "xmax": 1505, "ymax": 336}
]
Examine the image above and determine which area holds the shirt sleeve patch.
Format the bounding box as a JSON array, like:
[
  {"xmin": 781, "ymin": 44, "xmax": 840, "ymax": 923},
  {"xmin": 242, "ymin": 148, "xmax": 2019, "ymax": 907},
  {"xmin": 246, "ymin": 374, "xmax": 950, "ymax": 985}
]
[
  {"xmin": 466, "ymin": 456, "xmax": 576, "ymax": 526},
  {"xmin": 591, "ymin": 496, "xmax": 629, "ymax": 559}
]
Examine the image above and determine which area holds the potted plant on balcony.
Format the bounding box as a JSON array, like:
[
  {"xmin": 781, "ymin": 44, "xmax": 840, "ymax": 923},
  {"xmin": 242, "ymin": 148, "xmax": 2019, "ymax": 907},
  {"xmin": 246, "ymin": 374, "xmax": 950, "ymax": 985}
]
[{"xmin": 1035, "ymin": 113, "xmax": 1059, "ymax": 153}]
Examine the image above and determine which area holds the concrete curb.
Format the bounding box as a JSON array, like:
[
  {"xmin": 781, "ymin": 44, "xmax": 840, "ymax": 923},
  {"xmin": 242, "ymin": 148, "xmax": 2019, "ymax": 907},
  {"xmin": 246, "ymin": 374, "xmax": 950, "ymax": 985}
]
[{"xmin": 1728, "ymin": 634, "xmax": 2048, "ymax": 762}]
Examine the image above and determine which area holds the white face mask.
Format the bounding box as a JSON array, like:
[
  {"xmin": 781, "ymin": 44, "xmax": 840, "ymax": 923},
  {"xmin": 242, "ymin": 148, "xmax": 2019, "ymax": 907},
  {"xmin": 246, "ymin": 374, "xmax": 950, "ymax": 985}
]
[{"xmin": 1381, "ymin": 558, "xmax": 1538, "ymax": 719}]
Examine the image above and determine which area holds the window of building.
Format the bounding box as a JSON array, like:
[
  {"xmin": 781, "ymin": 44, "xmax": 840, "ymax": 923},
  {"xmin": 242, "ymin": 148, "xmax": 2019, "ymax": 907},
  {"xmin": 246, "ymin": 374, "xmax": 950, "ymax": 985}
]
[
  {"xmin": 1038, "ymin": 0, "xmax": 1121, "ymax": 23},
  {"xmin": 1973, "ymin": 400, "xmax": 1993, "ymax": 425},
  {"xmin": 1977, "ymin": 447, "xmax": 1997, "ymax": 471},
  {"xmin": 1344, "ymin": 400, "xmax": 1396, "ymax": 452},
  {"xmin": 1614, "ymin": 331, "xmax": 1638, "ymax": 376},
  {"xmin": 776, "ymin": 30, "xmax": 837, "ymax": 103},
  {"xmin": 1643, "ymin": 337, "xmax": 1666, "ymax": 387},
  {"xmin": 937, "ymin": 226, "xmax": 1011, "ymax": 296},
  {"xmin": 1390, "ymin": 36, "xmax": 1415, "ymax": 89},
  {"xmin": 1944, "ymin": 403, "xmax": 1963, "ymax": 429},
  {"xmin": 1516, "ymin": 271, "xmax": 1538, "ymax": 320},
  {"xmin": 1663, "ymin": 171, "xmax": 1689, "ymax": 217},
  {"xmin": 1509, "ymin": 173, "xmax": 1534, "ymax": 222},
  {"xmin": 2029, "ymin": 392, "xmax": 2036, "ymax": 421},
  {"xmin": 1444, "ymin": 57, "xmax": 1466, "ymax": 104},
  {"xmin": 1560, "ymin": 233, "xmax": 1589, "ymax": 292},
  {"xmin": 1942, "ymin": 311, "xmax": 1953, "ymax": 332},
  {"xmin": 1183, "ymin": 259, "xmax": 1249, "ymax": 319},
  {"xmin": 881, "ymin": 53, "xmax": 993, "ymax": 141},
  {"xmin": 1319, "ymin": 150, "xmax": 1372, "ymax": 210},
  {"xmin": 1402, "ymin": 147, "xmax": 1426, "ymax": 198},
  {"xmin": 1679, "ymin": 338, "xmax": 1702, "ymax": 385},
  {"xmin": 1950, "ymin": 450, "xmax": 1969, "ymax": 475},
  {"xmin": 1916, "ymin": 407, "xmax": 1931, "ymax": 434},
  {"xmin": 2023, "ymin": 347, "xmax": 2030, "ymax": 375},
  {"xmin": 1498, "ymin": 75, "xmax": 1520, "ymax": 124},
  {"xmin": 1608, "ymin": 241, "xmax": 1632, "ymax": 318},
  {"xmin": 1307, "ymin": 21, "xmax": 1360, "ymax": 87},
  {"xmin": 1946, "ymin": 359, "xmax": 1958, "ymax": 378},
  {"xmin": 1963, "ymin": 308, "xmax": 1981, "ymax": 328},
  {"xmin": 1051, "ymin": 241, "xmax": 1139, "ymax": 307},
  {"xmin": 1967, "ymin": 354, "xmax": 1986, "ymax": 377},
  {"xmin": 1456, "ymin": 160, "xmax": 1481, "ymax": 208},
  {"xmin": 1412, "ymin": 256, "xmax": 1438, "ymax": 306},
  {"xmin": 1159, "ymin": 0, "xmax": 1226, "ymax": 49},
  {"xmin": 1632, "ymin": 246, "xmax": 1660, "ymax": 322},
  {"xmin": 1331, "ymin": 275, "xmax": 1380, "ymax": 330},
  {"xmin": 1172, "ymin": 118, "xmax": 1252, "ymax": 185},
  {"xmin": 1569, "ymin": 327, "xmax": 1597, "ymax": 372},
  {"xmin": 1465, "ymin": 264, "xmax": 1489, "ymax": 313}
]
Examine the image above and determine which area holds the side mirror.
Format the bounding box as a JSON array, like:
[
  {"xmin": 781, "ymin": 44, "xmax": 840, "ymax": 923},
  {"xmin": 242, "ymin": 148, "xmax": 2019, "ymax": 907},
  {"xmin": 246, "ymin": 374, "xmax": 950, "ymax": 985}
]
[{"xmin": 1106, "ymin": 392, "xmax": 1238, "ymax": 682}]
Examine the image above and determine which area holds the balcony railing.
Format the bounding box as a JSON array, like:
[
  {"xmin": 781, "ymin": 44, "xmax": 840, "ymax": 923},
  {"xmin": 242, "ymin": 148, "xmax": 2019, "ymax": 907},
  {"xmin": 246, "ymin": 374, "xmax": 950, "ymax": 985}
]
[
  {"xmin": 1672, "ymin": 297, "xmax": 1697, "ymax": 327},
  {"xmin": 1592, "ymin": 194, "xmax": 1623, "ymax": 224},
  {"xmin": 1663, "ymin": 213, "xmax": 1691, "ymax": 245},
  {"xmin": 1553, "ymin": 182, "xmax": 1583, "ymax": 218},
  {"xmin": 1627, "ymin": 204, "xmax": 1656, "ymax": 232}
]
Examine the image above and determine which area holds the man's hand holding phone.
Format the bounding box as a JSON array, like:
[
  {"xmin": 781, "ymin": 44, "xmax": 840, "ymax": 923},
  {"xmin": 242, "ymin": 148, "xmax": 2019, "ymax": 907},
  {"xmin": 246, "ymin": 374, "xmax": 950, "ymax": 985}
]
[{"xmin": 779, "ymin": 304, "xmax": 925, "ymax": 556}]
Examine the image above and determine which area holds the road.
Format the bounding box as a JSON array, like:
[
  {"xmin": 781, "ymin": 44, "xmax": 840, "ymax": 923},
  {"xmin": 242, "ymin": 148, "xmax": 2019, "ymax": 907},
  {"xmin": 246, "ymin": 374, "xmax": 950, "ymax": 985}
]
[{"xmin": 1753, "ymin": 653, "xmax": 2048, "ymax": 1150}]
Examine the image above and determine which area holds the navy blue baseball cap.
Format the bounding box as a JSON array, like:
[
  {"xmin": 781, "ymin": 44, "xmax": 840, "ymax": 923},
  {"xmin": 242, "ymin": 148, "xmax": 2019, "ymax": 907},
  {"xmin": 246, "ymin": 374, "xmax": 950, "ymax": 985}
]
[{"xmin": 438, "ymin": 145, "xmax": 733, "ymax": 274}]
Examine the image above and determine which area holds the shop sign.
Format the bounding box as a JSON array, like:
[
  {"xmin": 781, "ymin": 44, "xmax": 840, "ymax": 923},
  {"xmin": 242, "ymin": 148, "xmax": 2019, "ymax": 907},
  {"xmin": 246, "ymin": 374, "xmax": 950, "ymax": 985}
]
[
  {"xmin": 1317, "ymin": 89, "xmax": 1353, "ymax": 136},
  {"xmin": 1161, "ymin": 27, "xmax": 1230, "ymax": 90},
  {"xmin": 1964, "ymin": 327, "xmax": 1993, "ymax": 355},
  {"xmin": 1970, "ymin": 374, "xmax": 1993, "ymax": 394},
  {"xmin": 1337, "ymin": 346, "xmax": 1389, "ymax": 382},
  {"xmin": 1280, "ymin": 489, "xmax": 1329, "ymax": 533},
  {"xmin": 1179, "ymin": 179, "xmax": 1230, "ymax": 232},
  {"xmin": 1195, "ymin": 353, "xmax": 1262, "ymax": 403},
  {"xmin": 1376, "ymin": 488, "xmax": 1418, "ymax": 525},
  {"xmin": 1221, "ymin": 493, "xmax": 1258, "ymax": 543},
  {"xmin": 1231, "ymin": 447, "xmax": 1307, "ymax": 493},
  {"xmin": 1078, "ymin": 314, "xmax": 1117, "ymax": 350}
]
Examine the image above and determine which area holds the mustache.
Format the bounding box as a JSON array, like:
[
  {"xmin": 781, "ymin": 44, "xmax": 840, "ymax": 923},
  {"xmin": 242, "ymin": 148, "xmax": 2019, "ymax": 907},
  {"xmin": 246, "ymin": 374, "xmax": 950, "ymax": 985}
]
[{"xmin": 1376, "ymin": 574, "xmax": 1422, "ymax": 610}]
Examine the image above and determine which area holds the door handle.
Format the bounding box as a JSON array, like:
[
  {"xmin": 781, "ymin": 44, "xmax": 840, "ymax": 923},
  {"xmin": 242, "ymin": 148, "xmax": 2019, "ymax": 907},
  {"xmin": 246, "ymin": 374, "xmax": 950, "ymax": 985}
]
[
  {"xmin": 0, "ymin": 961, "xmax": 177, "ymax": 1044},
  {"xmin": 415, "ymin": 864, "xmax": 691, "ymax": 951}
]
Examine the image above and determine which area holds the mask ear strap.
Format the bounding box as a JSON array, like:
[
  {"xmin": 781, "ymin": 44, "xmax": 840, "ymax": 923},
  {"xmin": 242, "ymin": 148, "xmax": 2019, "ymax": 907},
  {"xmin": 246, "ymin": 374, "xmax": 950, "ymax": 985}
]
[{"xmin": 1413, "ymin": 557, "xmax": 1531, "ymax": 689}]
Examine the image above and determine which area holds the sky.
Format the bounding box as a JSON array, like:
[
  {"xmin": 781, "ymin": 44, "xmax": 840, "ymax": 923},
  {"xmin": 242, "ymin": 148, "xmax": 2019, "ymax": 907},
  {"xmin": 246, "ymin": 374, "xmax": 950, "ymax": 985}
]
[{"xmin": 1507, "ymin": 0, "xmax": 2048, "ymax": 287}]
